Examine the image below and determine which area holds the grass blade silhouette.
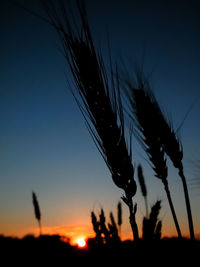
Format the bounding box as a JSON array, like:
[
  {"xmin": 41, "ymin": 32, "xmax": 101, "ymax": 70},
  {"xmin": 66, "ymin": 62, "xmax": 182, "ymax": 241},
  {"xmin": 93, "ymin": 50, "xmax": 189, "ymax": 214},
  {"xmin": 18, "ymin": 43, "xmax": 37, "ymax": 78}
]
[
  {"xmin": 32, "ymin": 191, "xmax": 42, "ymax": 236},
  {"xmin": 39, "ymin": 0, "xmax": 138, "ymax": 241},
  {"xmin": 137, "ymin": 164, "xmax": 149, "ymax": 217},
  {"xmin": 124, "ymin": 74, "xmax": 182, "ymax": 238}
]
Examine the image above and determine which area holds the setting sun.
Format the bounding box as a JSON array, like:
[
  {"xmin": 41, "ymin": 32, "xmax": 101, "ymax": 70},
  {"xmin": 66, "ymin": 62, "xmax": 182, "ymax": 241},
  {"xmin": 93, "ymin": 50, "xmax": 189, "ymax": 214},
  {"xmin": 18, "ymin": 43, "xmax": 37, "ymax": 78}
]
[{"xmin": 77, "ymin": 238, "xmax": 86, "ymax": 248}]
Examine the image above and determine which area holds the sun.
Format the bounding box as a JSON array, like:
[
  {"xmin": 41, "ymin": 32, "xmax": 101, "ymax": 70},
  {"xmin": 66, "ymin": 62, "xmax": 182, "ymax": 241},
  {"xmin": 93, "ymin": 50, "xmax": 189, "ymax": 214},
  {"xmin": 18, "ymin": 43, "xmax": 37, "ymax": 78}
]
[{"xmin": 76, "ymin": 237, "xmax": 86, "ymax": 248}]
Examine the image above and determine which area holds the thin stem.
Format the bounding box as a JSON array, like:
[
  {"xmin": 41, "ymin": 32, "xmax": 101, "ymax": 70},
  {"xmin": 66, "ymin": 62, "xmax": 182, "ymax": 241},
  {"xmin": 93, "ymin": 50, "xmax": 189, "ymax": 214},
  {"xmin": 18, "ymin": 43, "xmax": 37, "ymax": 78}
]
[
  {"xmin": 163, "ymin": 179, "xmax": 182, "ymax": 239},
  {"xmin": 38, "ymin": 220, "xmax": 42, "ymax": 237},
  {"xmin": 118, "ymin": 225, "xmax": 121, "ymax": 239},
  {"xmin": 144, "ymin": 196, "xmax": 149, "ymax": 218},
  {"xmin": 179, "ymin": 168, "xmax": 195, "ymax": 240},
  {"xmin": 128, "ymin": 200, "xmax": 139, "ymax": 241}
]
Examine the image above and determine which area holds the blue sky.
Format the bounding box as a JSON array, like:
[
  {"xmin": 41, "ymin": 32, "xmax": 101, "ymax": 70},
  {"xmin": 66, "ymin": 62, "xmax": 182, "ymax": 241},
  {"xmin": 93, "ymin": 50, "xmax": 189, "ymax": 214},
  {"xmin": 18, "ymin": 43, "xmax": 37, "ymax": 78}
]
[{"xmin": 1, "ymin": 0, "xmax": 200, "ymax": 240}]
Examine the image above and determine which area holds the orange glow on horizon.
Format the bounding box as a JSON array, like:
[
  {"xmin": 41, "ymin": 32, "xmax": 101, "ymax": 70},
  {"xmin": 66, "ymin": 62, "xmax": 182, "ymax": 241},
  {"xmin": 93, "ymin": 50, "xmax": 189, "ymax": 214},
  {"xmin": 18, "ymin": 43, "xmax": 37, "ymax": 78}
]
[
  {"xmin": 33, "ymin": 224, "xmax": 94, "ymax": 244},
  {"xmin": 2, "ymin": 221, "xmax": 196, "ymax": 242}
]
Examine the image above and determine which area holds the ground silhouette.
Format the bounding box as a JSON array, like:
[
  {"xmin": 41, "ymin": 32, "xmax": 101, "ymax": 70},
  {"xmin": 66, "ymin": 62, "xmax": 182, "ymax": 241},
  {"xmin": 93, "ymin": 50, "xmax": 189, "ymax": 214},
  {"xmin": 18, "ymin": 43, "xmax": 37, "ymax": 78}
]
[{"xmin": 0, "ymin": 234, "xmax": 199, "ymax": 265}]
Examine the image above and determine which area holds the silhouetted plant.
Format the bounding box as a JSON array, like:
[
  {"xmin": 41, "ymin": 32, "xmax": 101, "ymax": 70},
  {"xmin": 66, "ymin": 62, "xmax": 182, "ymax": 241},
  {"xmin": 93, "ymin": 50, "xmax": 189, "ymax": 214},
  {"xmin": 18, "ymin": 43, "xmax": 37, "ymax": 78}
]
[
  {"xmin": 124, "ymin": 73, "xmax": 182, "ymax": 238},
  {"xmin": 99, "ymin": 208, "xmax": 110, "ymax": 243},
  {"xmin": 32, "ymin": 191, "xmax": 42, "ymax": 236},
  {"xmin": 155, "ymin": 110, "xmax": 195, "ymax": 240},
  {"xmin": 108, "ymin": 212, "xmax": 120, "ymax": 243},
  {"xmin": 124, "ymin": 72, "xmax": 195, "ymax": 239},
  {"xmin": 39, "ymin": 0, "xmax": 138, "ymax": 240},
  {"xmin": 137, "ymin": 164, "xmax": 149, "ymax": 217},
  {"xmin": 142, "ymin": 200, "xmax": 162, "ymax": 240},
  {"xmin": 121, "ymin": 199, "xmax": 139, "ymax": 240},
  {"xmin": 91, "ymin": 208, "xmax": 120, "ymax": 245},
  {"xmin": 154, "ymin": 220, "xmax": 162, "ymax": 240},
  {"xmin": 117, "ymin": 201, "xmax": 122, "ymax": 238},
  {"xmin": 91, "ymin": 211, "xmax": 103, "ymax": 245}
]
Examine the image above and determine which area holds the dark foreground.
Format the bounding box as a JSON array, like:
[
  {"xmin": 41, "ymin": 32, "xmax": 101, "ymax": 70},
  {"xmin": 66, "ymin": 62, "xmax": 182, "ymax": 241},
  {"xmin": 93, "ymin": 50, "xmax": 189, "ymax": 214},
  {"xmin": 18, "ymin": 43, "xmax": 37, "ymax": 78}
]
[{"xmin": 1, "ymin": 235, "xmax": 199, "ymax": 265}]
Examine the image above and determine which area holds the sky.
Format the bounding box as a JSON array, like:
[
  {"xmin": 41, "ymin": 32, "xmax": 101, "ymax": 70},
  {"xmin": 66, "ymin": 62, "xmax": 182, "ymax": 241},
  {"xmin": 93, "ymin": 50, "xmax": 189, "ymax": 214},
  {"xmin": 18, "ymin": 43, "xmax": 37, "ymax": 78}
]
[{"xmin": 1, "ymin": 0, "xmax": 200, "ymax": 243}]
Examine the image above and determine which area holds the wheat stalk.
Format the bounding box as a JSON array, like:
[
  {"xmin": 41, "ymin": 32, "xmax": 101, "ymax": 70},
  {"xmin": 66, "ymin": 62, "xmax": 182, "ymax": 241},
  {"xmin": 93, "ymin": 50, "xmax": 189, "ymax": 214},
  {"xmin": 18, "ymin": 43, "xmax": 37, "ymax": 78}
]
[
  {"xmin": 91, "ymin": 211, "xmax": 104, "ymax": 245},
  {"xmin": 137, "ymin": 164, "xmax": 149, "ymax": 217},
  {"xmin": 99, "ymin": 208, "xmax": 110, "ymax": 243},
  {"xmin": 124, "ymin": 73, "xmax": 182, "ymax": 238},
  {"xmin": 91, "ymin": 211, "xmax": 99, "ymax": 235},
  {"xmin": 108, "ymin": 212, "xmax": 120, "ymax": 242},
  {"xmin": 154, "ymin": 220, "xmax": 162, "ymax": 240},
  {"xmin": 109, "ymin": 212, "xmax": 117, "ymax": 231},
  {"xmin": 156, "ymin": 114, "xmax": 195, "ymax": 240},
  {"xmin": 117, "ymin": 201, "xmax": 122, "ymax": 238},
  {"xmin": 39, "ymin": 0, "xmax": 139, "ymax": 240},
  {"xmin": 125, "ymin": 72, "xmax": 194, "ymax": 240},
  {"xmin": 32, "ymin": 191, "xmax": 42, "ymax": 236},
  {"xmin": 143, "ymin": 200, "xmax": 162, "ymax": 240}
]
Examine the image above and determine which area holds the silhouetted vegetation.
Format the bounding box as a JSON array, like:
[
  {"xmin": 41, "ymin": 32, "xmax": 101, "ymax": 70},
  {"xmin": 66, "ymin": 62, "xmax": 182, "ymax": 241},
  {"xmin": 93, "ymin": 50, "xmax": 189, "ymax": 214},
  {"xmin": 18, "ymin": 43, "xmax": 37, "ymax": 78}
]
[
  {"xmin": 32, "ymin": 191, "xmax": 42, "ymax": 236},
  {"xmin": 137, "ymin": 164, "xmax": 149, "ymax": 217},
  {"xmin": 117, "ymin": 201, "xmax": 122, "ymax": 238},
  {"xmin": 91, "ymin": 200, "xmax": 162, "ymax": 242},
  {"xmin": 124, "ymin": 75, "xmax": 183, "ymax": 238},
  {"xmin": 91, "ymin": 208, "xmax": 120, "ymax": 246},
  {"xmin": 37, "ymin": 0, "xmax": 139, "ymax": 241},
  {"xmin": 142, "ymin": 200, "xmax": 162, "ymax": 240},
  {"xmin": 1, "ymin": 234, "xmax": 199, "ymax": 265},
  {"xmin": 11, "ymin": 0, "xmax": 198, "ymax": 256}
]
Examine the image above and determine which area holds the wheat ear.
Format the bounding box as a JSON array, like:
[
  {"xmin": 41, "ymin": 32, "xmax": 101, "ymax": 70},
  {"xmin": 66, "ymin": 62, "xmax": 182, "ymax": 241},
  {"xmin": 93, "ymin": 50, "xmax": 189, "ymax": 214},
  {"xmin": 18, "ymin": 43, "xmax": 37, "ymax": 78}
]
[
  {"xmin": 123, "ymin": 73, "xmax": 182, "ymax": 238},
  {"xmin": 40, "ymin": 0, "xmax": 139, "ymax": 240},
  {"xmin": 129, "ymin": 74, "xmax": 195, "ymax": 240},
  {"xmin": 32, "ymin": 191, "xmax": 42, "ymax": 236}
]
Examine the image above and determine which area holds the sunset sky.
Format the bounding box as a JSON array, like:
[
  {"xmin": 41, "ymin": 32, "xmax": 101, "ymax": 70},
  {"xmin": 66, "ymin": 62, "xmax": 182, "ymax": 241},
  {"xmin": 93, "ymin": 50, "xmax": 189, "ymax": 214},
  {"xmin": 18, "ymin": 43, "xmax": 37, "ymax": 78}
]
[{"xmin": 1, "ymin": 0, "xmax": 200, "ymax": 243}]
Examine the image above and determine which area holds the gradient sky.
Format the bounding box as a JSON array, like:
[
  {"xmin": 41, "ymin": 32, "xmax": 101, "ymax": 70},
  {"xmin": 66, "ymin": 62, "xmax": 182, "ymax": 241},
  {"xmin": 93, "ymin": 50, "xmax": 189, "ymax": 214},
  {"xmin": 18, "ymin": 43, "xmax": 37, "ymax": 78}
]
[{"xmin": 1, "ymin": 0, "xmax": 200, "ymax": 242}]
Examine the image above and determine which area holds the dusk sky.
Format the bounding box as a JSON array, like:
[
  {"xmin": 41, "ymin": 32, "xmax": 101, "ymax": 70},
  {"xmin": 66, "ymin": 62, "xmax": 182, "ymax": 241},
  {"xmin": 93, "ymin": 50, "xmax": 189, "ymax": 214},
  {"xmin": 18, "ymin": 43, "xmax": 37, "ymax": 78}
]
[{"xmin": 1, "ymin": 0, "xmax": 200, "ymax": 243}]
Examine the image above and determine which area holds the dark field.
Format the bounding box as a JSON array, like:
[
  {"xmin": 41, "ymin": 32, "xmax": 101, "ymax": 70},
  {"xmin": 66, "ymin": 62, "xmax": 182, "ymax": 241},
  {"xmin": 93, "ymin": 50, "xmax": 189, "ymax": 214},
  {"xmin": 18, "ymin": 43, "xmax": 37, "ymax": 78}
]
[{"xmin": 1, "ymin": 235, "xmax": 199, "ymax": 265}]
